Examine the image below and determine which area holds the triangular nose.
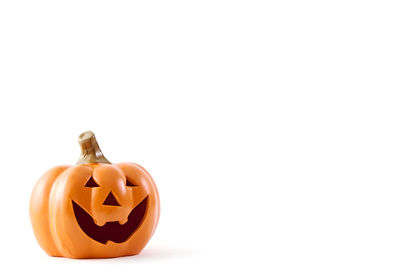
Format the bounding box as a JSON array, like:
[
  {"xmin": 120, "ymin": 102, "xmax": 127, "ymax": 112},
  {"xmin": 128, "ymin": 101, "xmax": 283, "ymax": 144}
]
[{"xmin": 103, "ymin": 191, "xmax": 120, "ymax": 206}]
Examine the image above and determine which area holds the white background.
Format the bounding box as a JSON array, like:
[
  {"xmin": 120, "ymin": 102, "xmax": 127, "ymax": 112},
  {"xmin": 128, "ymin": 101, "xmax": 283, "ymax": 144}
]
[{"xmin": 0, "ymin": 1, "xmax": 400, "ymax": 266}]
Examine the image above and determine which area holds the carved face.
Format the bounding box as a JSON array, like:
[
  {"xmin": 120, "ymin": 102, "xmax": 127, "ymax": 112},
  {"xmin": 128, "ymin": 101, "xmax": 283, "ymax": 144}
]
[
  {"xmin": 71, "ymin": 164, "xmax": 149, "ymax": 244},
  {"xmin": 30, "ymin": 163, "xmax": 160, "ymax": 258}
]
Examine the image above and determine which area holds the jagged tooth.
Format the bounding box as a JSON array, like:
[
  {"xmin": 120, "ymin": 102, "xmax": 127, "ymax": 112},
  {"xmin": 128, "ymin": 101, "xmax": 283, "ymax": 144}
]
[
  {"xmin": 119, "ymin": 217, "xmax": 128, "ymax": 225},
  {"xmin": 95, "ymin": 218, "xmax": 106, "ymax": 226}
]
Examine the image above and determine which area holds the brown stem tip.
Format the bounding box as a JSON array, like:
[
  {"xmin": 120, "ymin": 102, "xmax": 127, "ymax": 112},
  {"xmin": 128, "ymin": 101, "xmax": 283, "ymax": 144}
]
[{"xmin": 76, "ymin": 131, "xmax": 111, "ymax": 165}]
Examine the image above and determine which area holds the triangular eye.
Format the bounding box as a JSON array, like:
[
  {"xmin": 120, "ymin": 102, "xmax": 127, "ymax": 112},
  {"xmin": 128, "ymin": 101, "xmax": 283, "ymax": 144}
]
[
  {"xmin": 126, "ymin": 179, "xmax": 137, "ymax": 187},
  {"xmin": 85, "ymin": 177, "xmax": 99, "ymax": 187}
]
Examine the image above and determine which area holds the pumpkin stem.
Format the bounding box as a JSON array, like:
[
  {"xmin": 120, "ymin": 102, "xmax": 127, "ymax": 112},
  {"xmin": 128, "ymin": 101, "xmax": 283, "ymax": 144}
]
[{"xmin": 76, "ymin": 131, "xmax": 111, "ymax": 165}]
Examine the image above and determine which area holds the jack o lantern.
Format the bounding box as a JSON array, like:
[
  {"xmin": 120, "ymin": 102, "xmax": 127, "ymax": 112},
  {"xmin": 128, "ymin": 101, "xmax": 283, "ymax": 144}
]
[{"xmin": 30, "ymin": 131, "xmax": 160, "ymax": 258}]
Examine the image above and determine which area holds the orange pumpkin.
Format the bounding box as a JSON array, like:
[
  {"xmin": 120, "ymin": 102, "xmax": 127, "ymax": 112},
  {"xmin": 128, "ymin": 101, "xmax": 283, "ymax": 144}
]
[{"xmin": 30, "ymin": 131, "xmax": 160, "ymax": 258}]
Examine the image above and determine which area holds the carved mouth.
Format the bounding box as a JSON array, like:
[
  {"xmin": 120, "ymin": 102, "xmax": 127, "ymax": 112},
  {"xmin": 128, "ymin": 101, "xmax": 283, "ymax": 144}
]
[{"xmin": 72, "ymin": 196, "xmax": 148, "ymax": 244}]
